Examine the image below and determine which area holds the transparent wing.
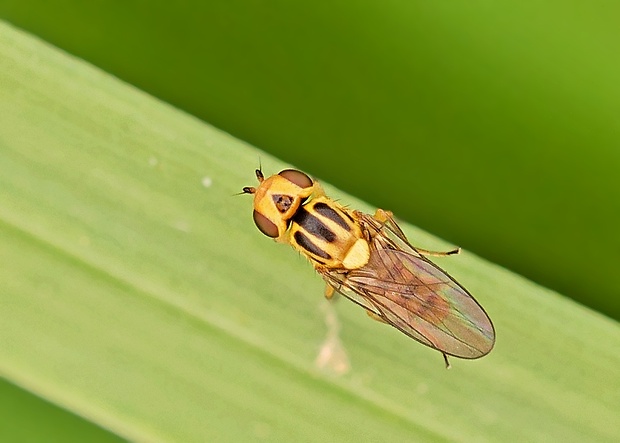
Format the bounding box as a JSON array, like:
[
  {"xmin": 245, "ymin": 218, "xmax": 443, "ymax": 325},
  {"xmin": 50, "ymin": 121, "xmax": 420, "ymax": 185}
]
[{"xmin": 322, "ymin": 217, "xmax": 495, "ymax": 359}]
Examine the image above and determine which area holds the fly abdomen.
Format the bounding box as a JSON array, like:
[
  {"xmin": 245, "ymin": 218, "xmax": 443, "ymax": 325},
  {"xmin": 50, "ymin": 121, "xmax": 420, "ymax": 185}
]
[
  {"xmin": 292, "ymin": 206, "xmax": 336, "ymax": 243},
  {"xmin": 293, "ymin": 231, "xmax": 332, "ymax": 260},
  {"xmin": 290, "ymin": 197, "xmax": 369, "ymax": 270},
  {"xmin": 313, "ymin": 202, "xmax": 351, "ymax": 232}
]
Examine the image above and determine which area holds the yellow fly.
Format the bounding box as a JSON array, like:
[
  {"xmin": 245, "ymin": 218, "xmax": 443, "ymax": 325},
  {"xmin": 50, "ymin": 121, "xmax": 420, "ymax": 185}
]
[{"xmin": 242, "ymin": 168, "xmax": 495, "ymax": 367}]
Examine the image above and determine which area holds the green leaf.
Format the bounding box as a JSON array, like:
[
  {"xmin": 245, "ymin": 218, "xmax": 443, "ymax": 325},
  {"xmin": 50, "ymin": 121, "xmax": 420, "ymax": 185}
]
[{"xmin": 1, "ymin": 21, "xmax": 619, "ymax": 442}]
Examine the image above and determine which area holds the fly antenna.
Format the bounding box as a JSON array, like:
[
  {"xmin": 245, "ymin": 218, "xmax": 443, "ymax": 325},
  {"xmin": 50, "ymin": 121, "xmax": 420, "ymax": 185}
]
[{"xmin": 234, "ymin": 186, "xmax": 256, "ymax": 196}]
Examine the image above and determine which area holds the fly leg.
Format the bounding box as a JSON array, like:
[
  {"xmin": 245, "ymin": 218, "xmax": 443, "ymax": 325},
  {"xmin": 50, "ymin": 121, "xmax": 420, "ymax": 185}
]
[
  {"xmin": 366, "ymin": 310, "xmax": 387, "ymax": 323},
  {"xmin": 373, "ymin": 208, "xmax": 460, "ymax": 257},
  {"xmin": 373, "ymin": 208, "xmax": 407, "ymax": 239},
  {"xmin": 324, "ymin": 284, "xmax": 336, "ymax": 300},
  {"xmin": 416, "ymin": 246, "xmax": 461, "ymax": 257},
  {"xmin": 323, "ymin": 275, "xmax": 384, "ymax": 322},
  {"xmin": 443, "ymin": 353, "xmax": 451, "ymax": 369}
]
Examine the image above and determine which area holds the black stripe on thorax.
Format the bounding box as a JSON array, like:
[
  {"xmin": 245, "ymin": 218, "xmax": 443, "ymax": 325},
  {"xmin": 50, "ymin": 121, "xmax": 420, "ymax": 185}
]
[
  {"xmin": 292, "ymin": 206, "xmax": 336, "ymax": 243},
  {"xmin": 294, "ymin": 231, "xmax": 332, "ymax": 259},
  {"xmin": 312, "ymin": 202, "xmax": 351, "ymax": 232}
]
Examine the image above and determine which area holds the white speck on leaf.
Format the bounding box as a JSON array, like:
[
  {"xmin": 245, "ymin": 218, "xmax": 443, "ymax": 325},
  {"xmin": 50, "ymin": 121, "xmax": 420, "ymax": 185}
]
[
  {"xmin": 202, "ymin": 176, "xmax": 213, "ymax": 188},
  {"xmin": 173, "ymin": 221, "xmax": 190, "ymax": 233},
  {"xmin": 315, "ymin": 299, "xmax": 350, "ymax": 375}
]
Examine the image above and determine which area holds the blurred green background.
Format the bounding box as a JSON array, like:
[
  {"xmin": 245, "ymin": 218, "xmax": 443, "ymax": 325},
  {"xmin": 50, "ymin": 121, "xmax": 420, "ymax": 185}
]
[
  {"xmin": 0, "ymin": 378, "xmax": 123, "ymax": 442},
  {"xmin": 2, "ymin": 1, "xmax": 618, "ymax": 318}
]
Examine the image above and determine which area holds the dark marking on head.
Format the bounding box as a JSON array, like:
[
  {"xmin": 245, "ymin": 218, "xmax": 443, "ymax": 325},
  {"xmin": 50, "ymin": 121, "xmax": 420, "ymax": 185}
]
[
  {"xmin": 313, "ymin": 202, "xmax": 350, "ymax": 231},
  {"xmin": 294, "ymin": 231, "xmax": 332, "ymax": 259},
  {"xmin": 272, "ymin": 194, "xmax": 294, "ymax": 213},
  {"xmin": 293, "ymin": 207, "xmax": 336, "ymax": 242}
]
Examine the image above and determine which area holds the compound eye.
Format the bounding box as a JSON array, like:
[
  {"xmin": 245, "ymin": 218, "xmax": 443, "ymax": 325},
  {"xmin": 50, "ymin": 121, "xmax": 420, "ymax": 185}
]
[
  {"xmin": 253, "ymin": 210, "xmax": 279, "ymax": 238},
  {"xmin": 279, "ymin": 169, "xmax": 313, "ymax": 189}
]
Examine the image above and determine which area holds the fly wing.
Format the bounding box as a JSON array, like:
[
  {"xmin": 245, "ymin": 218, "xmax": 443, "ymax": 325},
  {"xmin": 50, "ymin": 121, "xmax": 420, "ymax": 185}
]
[{"xmin": 323, "ymin": 231, "xmax": 495, "ymax": 359}]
